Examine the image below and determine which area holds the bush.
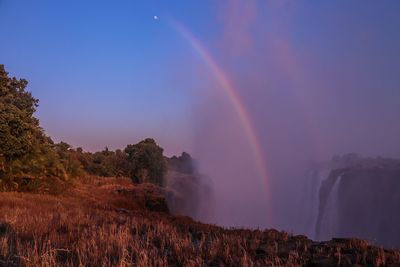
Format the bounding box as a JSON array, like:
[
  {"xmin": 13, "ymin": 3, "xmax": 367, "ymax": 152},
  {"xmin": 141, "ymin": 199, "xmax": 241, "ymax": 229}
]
[
  {"xmin": 125, "ymin": 138, "xmax": 166, "ymax": 186},
  {"xmin": 0, "ymin": 65, "xmax": 71, "ymax": 191}
]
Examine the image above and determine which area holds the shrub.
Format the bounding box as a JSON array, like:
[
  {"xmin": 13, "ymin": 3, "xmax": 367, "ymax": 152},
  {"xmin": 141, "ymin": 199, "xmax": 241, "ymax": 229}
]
[{"xmin": 125, "ymin": 138, "xmax": 166, "ymax": 186}]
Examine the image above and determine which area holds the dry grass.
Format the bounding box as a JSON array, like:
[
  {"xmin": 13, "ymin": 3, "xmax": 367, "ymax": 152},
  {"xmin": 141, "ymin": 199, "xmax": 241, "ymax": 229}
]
[{"xmin": 0, "ymin": 177, "xmax": 399, "ymax": 266}]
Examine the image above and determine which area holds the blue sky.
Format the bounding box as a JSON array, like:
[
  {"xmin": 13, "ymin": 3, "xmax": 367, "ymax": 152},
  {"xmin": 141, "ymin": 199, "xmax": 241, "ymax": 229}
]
[
  {"xmin": 1, "ymin": 0, "xmax": 400, "ymax": 160},
  {"xmin": 0, "ymin": 0, "xmax": 217, "ymax": 154}
]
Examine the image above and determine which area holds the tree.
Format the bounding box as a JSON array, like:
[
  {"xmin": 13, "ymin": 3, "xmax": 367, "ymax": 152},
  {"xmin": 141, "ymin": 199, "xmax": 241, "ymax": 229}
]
[
  {"xmin": 167, "ymin": 152, "xmax": 196, "ymax": 174},
  {"xmin": 0, "ymin": 64, "xmax": 55, "ymax": 184},
  {"xmin": 124, "ymin": 138, "xmax": 166, "ymax": 186},
  {"xmin": 0, "ymin": 64, "xmax": 47, "ymax": 164},
  {"xmin": 0, "ymin": 65, "xmax": 73, "ymax": 191},
  {"xmin": 54, "ymin": 142, "xmax": 84, "ymax": 179},
  {"xmin": 111, "ymin": 149, "xmax": 130, "ymax": 177}
]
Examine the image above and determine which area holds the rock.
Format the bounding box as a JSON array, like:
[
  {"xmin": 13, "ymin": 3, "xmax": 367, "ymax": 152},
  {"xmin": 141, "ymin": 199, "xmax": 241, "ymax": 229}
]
[{"xmin": 316, "ymin": 156, "xmax": 400, "ymax": 248}]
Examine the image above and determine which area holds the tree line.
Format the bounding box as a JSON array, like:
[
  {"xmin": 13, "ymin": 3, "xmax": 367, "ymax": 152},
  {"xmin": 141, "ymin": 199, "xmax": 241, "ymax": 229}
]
[{"xmin": 0, "ymin": 64, "xmax": 193, "ymax": 192}]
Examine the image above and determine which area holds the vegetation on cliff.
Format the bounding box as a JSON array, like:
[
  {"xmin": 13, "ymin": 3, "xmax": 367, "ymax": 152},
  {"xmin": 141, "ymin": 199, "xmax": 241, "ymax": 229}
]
[{"xmin": 0, "ymin": 65, "xmax": 170, "ymax": 192}]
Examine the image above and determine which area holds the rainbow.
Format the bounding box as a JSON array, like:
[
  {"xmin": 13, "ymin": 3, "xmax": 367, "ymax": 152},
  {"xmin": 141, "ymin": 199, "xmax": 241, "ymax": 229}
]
[{"xmin": 169, "ymin": 20, "xmax": 270, "ymax": 195}]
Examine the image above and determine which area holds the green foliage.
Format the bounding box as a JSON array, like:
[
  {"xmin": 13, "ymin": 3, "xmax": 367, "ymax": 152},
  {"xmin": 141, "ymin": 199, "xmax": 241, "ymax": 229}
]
[
  {"xmin": 0, "ymin": 65, "xmax": 72, "ymax": 192},
  {"xmin": 55, "ymin": 142, "xmax": 85, "ymax": 179},
  {"xmin": 167, "ymin": 152, "xmax": 196, "ymax": 174},
  {"xmin": 80, "ymin": 147, "xmax": 130, "ymax": 177},
  {"xmin": 125, "ymin": 138, "xmax": 166, "ymax": 186},
  {"xmin": 0, "ymin": 64, "xmax": 170, "ymax": 191},
  {"xmin": 0, "ymin": 64, "xmax": 46, "ymax": 163}
]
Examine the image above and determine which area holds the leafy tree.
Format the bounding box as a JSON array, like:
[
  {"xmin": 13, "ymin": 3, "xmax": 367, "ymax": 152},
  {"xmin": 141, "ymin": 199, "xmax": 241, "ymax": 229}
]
[
  {"xmin": 167, "ymin": 152, "xmax": 196, "ymax": 174},
  {"xmin": 124, "ymin": 138, "xmax": 166, "ymax": 186},
  {"xmin": 111, "ymin": 149, "xmax": 130, "ymax": 177},
  {"xmin": 0, "ymin": 64, "xmax": 170, "ymax": 191},
  {"xmin": 0, "ymin": 65, "xmax": 72, "ymax": 191},
  {"xmin": 55, "ymin": 142, "xmax": 85, "ymax": 179},
  {"xmin": 77, "ymin": 147, "xmax": 130, "ymax": 178},
  {"xmin": 0, "ymin": 65, "xmax": 47, "ymax": 165}
]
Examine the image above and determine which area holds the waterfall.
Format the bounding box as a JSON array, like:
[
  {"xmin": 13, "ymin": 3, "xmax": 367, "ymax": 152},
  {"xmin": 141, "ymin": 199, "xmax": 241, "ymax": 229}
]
[
  {"xmin": 301, "ymin": 168, "xmax": 330, "ymax": 239},
  {"xmin": 317, "ymin": 174, "xmax": 342, "ymax": 240}
]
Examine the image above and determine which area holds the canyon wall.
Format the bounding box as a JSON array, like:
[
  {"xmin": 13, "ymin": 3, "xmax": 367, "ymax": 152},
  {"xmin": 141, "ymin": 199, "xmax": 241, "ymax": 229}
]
[{"xmin": 316, "ymin": 156, "xmax": 400, "ymax": 248}]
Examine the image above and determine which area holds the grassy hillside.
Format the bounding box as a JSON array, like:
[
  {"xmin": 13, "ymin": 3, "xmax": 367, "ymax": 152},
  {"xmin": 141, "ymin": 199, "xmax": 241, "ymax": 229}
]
[{"xmin": 1, "ymin": 177, "xmax": 399, "ymax": 266}]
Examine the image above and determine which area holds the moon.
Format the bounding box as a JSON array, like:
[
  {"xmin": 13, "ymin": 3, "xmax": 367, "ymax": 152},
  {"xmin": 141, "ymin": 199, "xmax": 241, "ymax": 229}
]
[{"xmin": 153, "ymin": 15, "xmax": 158, "ymax": 20}]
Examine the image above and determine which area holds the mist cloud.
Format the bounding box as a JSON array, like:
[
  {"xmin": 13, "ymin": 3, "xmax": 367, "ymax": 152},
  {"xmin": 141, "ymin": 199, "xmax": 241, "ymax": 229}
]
[{"xmin": 190, "ymin": 1, "xmax": 400, "ymax": 233}]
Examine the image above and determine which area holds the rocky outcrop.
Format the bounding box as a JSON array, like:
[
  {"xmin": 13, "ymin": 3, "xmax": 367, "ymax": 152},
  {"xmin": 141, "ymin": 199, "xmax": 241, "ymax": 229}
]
[
  {"xmin": 164, "ymin": 171, "xmax": 214, "ymax": 220},
  {"xmin": 316, "ymin": 155, "xmax": 400, "ymax": 248},
  {"xmin": 165, "ymin": 152, "xmax": 215, "ymax": 221}
]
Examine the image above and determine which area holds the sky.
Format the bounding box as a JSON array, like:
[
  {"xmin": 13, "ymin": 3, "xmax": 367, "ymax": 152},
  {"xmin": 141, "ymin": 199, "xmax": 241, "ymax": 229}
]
[
  {"xmin": 0, "ymin": 0, "xmax": 215, "ymax": 155},
  {"xmin": 1, "ymin": 1, "xmax": 400, "ymax": 231}
]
